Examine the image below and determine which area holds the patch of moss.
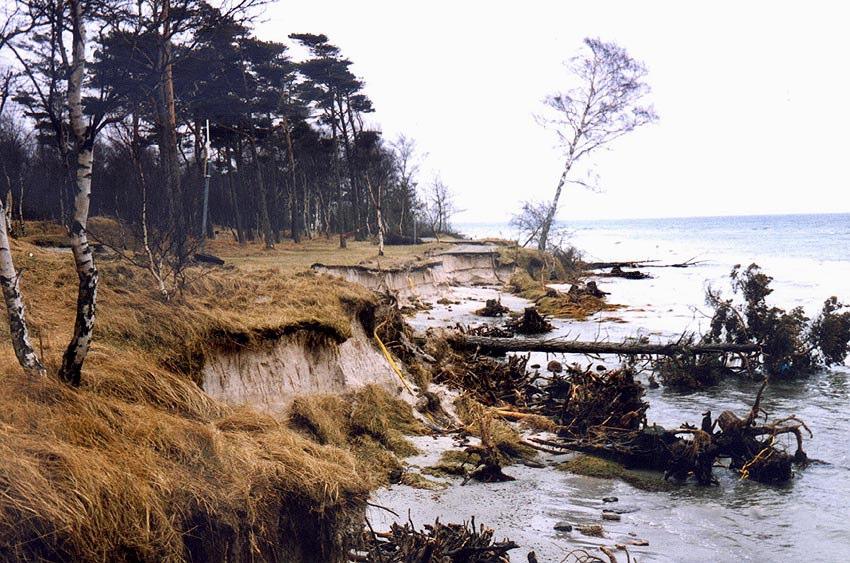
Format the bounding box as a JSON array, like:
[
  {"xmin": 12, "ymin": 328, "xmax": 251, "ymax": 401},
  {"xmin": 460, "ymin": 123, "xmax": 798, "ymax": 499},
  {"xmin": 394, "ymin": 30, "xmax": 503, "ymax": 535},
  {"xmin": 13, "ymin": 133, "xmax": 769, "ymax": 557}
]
[
  {"xmin": 400, "ymin": 471, "xmax": 447, "ymax": 490},
  {"xmin": 509, "ymin": 271, "xmax": 619, "ymax": 320},
  {"xmin": 558, "ymin": 454, "xmax": 674, "ymax": 492},
  {"xmin": 422, "ymin": 449, "xmax": 481, "ymax": 478}
]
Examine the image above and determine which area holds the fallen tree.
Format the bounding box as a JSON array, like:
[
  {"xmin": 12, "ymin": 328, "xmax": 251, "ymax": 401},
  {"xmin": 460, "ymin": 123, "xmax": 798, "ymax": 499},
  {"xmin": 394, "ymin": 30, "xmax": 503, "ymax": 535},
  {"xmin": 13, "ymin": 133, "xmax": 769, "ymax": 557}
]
[
  {"xmin": 529, "ymin": 367, "xmax": 809, "ymax": 485},
  {"xmin": 421, "ymin": 330, "xmax": 810, "ymax": 486},
  {"xmin": 441, "ymin": 334, "xmax": 760, "ymax": 356},
  {"xmin": 583, "ymin": 258, "xmax": 704, "ymax": 270},
  {"xmin": 657, "ymin": 264, "xmax": 850, "ymax": 387}
]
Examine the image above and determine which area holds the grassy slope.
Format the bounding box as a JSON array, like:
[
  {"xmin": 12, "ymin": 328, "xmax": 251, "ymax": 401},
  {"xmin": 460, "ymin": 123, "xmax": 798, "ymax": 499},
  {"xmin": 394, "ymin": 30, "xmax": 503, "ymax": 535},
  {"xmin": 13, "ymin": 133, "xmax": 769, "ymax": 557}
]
[{"xmin": 0, "ymin": 224, "xmax": 434, "ymax": 562}]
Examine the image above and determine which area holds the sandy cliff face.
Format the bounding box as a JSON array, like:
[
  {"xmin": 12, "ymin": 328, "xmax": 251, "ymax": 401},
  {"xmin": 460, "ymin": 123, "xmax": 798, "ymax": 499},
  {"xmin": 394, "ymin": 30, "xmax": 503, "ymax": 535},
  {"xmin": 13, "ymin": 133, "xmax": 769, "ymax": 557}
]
[
  {"xmin": 202, "ymin": 320, "xmax": 404, "ymax": 412},
  {"xmin": 203, "ymin": 247, "xmax": 508, "ymax": 412},
  {"xmin": 313, "ymin": 248, "xmax": 512, "ymax": 306}
]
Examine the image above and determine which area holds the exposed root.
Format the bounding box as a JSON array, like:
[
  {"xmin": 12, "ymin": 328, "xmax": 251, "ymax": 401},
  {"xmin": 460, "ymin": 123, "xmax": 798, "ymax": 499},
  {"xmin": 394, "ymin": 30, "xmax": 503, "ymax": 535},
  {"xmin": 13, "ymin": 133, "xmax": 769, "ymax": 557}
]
[
  {"xmin": 506, "ymin": 307, "xmax": 553, "ymax": 335},
  {"xmin": 351, "ymin": 518, "xmax": 519, "ymax": 562},
  {"xmin": 475, "ymin": 298, "xmax": 510, "ymax": 317}
]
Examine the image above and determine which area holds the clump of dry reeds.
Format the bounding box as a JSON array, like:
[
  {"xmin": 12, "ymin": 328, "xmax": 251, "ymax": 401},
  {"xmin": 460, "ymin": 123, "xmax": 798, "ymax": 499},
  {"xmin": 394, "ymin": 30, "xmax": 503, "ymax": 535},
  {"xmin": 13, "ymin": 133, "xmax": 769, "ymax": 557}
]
[
  {"xmin": 0, "ymin": 237, "xmax": 408, "ymax": 562},
  {"xmin": 288, "ymin": 385, "xmax": 427, "ymax": 485}
]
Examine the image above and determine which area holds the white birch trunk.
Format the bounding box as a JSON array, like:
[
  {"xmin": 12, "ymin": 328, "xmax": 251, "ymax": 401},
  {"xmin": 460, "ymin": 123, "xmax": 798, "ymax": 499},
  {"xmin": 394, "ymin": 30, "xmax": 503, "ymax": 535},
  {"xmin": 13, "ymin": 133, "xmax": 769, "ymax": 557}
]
[
  {"xmin": 0, "ymin": 199, "xmax": 45, "ymax": 376},
  {"xmin": 537, "ymin": 163, "xmax": 570, "ymax": 251},
  {"xmin": 376, "ymin": 204, "xmax": 385, "ymax": 256},
  {"xmin": 58, "ymin": 0, "xmax": 98, "ymax": 386}
]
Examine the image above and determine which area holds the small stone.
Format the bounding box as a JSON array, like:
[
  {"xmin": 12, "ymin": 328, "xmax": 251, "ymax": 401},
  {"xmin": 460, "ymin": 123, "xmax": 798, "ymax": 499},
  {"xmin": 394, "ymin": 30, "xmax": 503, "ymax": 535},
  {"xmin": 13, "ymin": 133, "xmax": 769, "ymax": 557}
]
[
  {"xmin": 577, "ymin": 524, "xmax": 604, "ymax": 537},
  {"xmin": 602, "ymin": 496, "xmax": 619, "ymax": 503},
  {"xmin": 605, "ymin": 505, "xmax": 639, "ymax": 514},
  {"xmin": 553, "ymin": 521, "xmax": 573, "ymax": 532},
  {"xmin": 523, "ymin": 459, "xmax": 546, "ymax": 469},
  {"xmin": 601, "ymin": 511, "xmax": 621, "ymax": 521}
]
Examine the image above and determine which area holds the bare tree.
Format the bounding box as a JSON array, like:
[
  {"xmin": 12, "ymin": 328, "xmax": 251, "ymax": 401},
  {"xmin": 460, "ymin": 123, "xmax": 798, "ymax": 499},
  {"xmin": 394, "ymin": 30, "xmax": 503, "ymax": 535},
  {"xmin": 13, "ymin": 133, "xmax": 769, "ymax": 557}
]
[
  {"xmin": 510, "ymin": 200, "xmax": 554, "ymax": 248},
  {"xmin": 423, "ymin": 176, "xmax": 455, "ymax": 240},
  {"xmin": 390, "ymin": 134, "xmax": 424, "ymax": 236},
  {"xmin": 536, "ymin": 38, "xmax": 657, "ymax": 250}
]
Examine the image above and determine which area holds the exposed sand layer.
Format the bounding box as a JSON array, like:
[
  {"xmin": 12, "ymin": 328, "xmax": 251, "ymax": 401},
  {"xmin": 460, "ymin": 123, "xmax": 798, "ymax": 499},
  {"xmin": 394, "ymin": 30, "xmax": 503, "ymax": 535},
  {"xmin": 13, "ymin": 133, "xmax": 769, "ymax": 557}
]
[
  {"xmin": 313, "ymin": 246, "xmax": 513, "ymax": 306},
  {"xmin": 202, "ymin": 319, "xmax": 406, "ymax": 412}
]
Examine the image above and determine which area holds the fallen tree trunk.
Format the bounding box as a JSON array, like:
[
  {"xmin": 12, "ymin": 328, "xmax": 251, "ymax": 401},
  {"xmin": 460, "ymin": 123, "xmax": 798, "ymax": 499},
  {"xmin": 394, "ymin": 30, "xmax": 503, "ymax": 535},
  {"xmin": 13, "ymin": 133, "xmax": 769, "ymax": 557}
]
[
  {"xmin": 584, "ymin": 258, "xmax": 704, "ymax": 270},
  {"xmin": 441, "ymin": 334, "xmax": 760, "ymax": 356},
  {"xmin": 583, "ymin": 260, "xmax": 659, "ymax": 269}
]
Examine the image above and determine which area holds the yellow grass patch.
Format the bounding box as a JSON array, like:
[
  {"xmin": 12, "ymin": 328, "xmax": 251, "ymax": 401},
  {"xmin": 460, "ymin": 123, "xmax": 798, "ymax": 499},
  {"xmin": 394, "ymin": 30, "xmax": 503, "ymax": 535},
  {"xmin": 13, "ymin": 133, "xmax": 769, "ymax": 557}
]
[{"xmin": 0, "ymin": 225, "xmax": 433, "ymax": 561}]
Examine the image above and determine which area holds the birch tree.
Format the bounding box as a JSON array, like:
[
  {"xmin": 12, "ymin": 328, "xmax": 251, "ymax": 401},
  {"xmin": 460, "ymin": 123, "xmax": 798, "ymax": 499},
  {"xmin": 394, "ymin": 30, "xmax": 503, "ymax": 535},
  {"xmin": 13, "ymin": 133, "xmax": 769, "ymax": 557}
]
[
  {"xmin": 58, "ymin": 0, "xmax": 97, "ymax": 385},
  {"xmin": 0, "ymin": 0, "xmax": 98, "ymax": 383},
  {"xmin": 0, "ymin": 3, "xmax": 46, "ymax": 376},
  {"xmin": 0, "ymin": 193, "xmax": 44, "ymax": 376},
  {"xmin": 537, "ymin": 38, "xmax": 657, "ymax": 250}
]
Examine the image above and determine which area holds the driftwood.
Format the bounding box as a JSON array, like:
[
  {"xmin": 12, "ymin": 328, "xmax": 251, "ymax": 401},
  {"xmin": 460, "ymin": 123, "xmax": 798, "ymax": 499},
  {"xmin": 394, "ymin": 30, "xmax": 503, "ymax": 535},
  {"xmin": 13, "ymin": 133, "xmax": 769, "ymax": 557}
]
[
  {"xmin": 595, "ymin": 266, "xmax": 651, "ymax": 280},
  {"xmin": 352, "ymin": 519, "xmax": 518, "ymax": 562},
  {"xmin": 584, "ymin": 258, "xmax": 704, "ymax": 270},
  {"xmin": 475, "ymin": 299, "xmax": 510, "ymax": 317},
  {"xmin": 446, "ymin": 334, "xmax": 761, "ymax": 356},
  {"xmin": 505, "ymin": 307, "xmax": 553, "ymax": 334},
  {"xmin": 194, "ymin": 252, "xmax": 225, "ymax": 266},
  {"xmin": 583, "ymin": 260, "xmax": 659, "ymax": 269}
]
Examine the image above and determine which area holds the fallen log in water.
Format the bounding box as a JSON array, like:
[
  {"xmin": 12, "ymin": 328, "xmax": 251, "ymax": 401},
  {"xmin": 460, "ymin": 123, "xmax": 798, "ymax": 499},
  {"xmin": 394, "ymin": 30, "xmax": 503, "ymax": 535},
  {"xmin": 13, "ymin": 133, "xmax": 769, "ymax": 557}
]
[
  {"xmin": 442, "ymin": 334, "xmax": 761, "ymax": 356},
  {"xmin": 583, "ymin": 258, "xmax": 705, "ymax": 270}
]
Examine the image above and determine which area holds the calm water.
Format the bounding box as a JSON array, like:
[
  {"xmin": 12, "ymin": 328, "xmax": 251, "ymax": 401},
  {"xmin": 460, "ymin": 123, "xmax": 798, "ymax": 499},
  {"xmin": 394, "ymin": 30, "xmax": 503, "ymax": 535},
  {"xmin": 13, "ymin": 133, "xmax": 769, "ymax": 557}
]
[{"xmin": 387, "ymin": 214, "xmax": 850, "ymax": 561}]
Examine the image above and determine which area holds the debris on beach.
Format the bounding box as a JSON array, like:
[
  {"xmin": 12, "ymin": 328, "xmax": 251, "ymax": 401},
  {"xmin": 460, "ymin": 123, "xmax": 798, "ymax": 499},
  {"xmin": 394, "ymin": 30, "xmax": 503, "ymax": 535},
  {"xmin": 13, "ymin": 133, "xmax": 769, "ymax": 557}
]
[
  {"xmin": 475, "ymin": 298, "xmax": 511, "ymax": 317},
  {"xmin": 506, "ymin": 307, "xmax": 553, "ymax": 334},
  {"xmin": 424, "ymin": 327, "xmax": 811, "ymax": 486},
  {"xmin": 595, "ymin": 265, "xmax": 651, "ymax": 279},
  {"xmin": 656, "ymin": 264, "xmax": 850, "ymax": 388},
  {"xmin": 508, "ymin": 271, "xmax": 619, "ymax": 320},
  {"xmin": 352, "ymin": 519, "xmax": 519, "ymax": 562},
  {"xmin": 534, "ymin": 368, "xmax": 810, "ymax": 485}
]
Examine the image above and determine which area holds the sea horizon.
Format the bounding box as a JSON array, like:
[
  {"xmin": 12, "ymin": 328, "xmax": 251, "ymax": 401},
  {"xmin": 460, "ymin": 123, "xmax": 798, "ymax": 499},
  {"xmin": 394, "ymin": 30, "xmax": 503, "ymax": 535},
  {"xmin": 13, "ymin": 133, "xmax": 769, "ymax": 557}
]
[{"xmin": 457, "ymin": 210, "xmax": 850, "ymax": 229}]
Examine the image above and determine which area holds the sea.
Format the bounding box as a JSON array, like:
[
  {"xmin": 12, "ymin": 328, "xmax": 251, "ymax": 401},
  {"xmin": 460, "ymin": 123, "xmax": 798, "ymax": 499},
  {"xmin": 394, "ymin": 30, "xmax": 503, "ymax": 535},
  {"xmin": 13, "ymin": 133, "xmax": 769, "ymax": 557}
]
[{"xmin": 371, "ymin": 213, "xmax": 850, "ymax": 562}]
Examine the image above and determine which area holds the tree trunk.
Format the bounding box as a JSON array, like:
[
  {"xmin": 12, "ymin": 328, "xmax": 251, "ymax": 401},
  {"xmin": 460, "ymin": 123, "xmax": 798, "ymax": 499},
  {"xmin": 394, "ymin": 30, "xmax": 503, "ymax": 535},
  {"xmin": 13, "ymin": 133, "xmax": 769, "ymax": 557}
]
[
  {"xmin": 282, "ymin": 118, "xmax": 301, "ymax": 243},
  {"xmin": 58, "ymin": 0, "xmax": 98, "ymax": 386},
  {"xmin": 155, "ymin": 3, "xmax": 182, "ymax": 237},
  {"xmin": 248, "ymin": 138, "xmax": 274, "ymax": 249},
  {"xmin": 0, "ymin": 198, "xmax": 45, "ymax": 376},
  {"xmin": 538, "ymin": 163, "xmax": 571, "ymax": 251},
  {"xmin": 336, "ymin": 96, "xmax": 361, "ymax": 238},
  {"xmin": 441, "ymin": 334, "xmax": 760, "ymax": 356}
]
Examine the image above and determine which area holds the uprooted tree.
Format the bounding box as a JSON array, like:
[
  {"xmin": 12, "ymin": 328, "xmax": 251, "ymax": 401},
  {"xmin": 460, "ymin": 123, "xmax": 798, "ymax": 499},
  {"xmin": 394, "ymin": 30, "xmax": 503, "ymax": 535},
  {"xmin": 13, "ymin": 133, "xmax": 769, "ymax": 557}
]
[
  {"xmin": 656, "ymin": 264, "xmax": 850, "ymax": 388},
  {"xmin": 425, "ymin": 333, "xmax": 812, "ymax": 486},
  {"xmin": 532, "ymin": 37, "xmax": 657, "ymax": 251}
]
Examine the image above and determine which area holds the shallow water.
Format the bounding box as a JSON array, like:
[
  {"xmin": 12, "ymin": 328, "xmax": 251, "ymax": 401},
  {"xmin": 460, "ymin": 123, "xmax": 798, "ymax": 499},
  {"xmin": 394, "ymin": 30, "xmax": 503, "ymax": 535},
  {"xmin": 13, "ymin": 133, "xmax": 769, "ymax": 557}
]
[{"xmin": 371, "ymin": 214, "xmax": 850, "ymax": 562}]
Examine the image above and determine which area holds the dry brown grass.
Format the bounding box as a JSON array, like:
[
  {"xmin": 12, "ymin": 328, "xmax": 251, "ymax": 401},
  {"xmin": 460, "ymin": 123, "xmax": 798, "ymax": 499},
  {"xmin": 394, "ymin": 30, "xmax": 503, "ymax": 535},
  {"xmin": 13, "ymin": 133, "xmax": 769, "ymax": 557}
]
[
  {"xmin": 288, "ymin": 385, "xmax": 427, "ymax": 486},
  {"xmin": 0, "ymin": 227, "xmax": 432, "ymax": 561},
  {"xmin": 0, "ymin": 364, "xmax": 370, "ymax": 561},
  {"xmin": 2, "ymin": 237, "xmax": 379, "ymax": 379},
  {"xmin": 204, "ymin": 233, "xmax": 446, "ymax": 276},
  {"xmin": 454, "ymin": 396, "xmax": 536, "ymax": 462},
  {"xmin": 497, "ymin": 246, "xmax": 571, "ymax": 281}
]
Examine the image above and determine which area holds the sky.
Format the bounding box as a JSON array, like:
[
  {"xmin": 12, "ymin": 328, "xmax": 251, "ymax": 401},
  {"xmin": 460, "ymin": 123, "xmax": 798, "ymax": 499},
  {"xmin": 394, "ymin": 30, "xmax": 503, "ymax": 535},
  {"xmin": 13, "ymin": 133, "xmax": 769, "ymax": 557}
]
[{"xmin": 256, "ymin": 1, "xmax": 850, "ymax": 223}]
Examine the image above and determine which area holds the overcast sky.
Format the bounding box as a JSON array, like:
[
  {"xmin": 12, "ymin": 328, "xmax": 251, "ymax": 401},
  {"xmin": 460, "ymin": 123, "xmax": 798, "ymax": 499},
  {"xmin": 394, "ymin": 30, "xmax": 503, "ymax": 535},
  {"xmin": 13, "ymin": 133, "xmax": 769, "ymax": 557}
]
[{"xmin": 256, "ymin": 1, "xmax": 850, "ymax": 223}]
